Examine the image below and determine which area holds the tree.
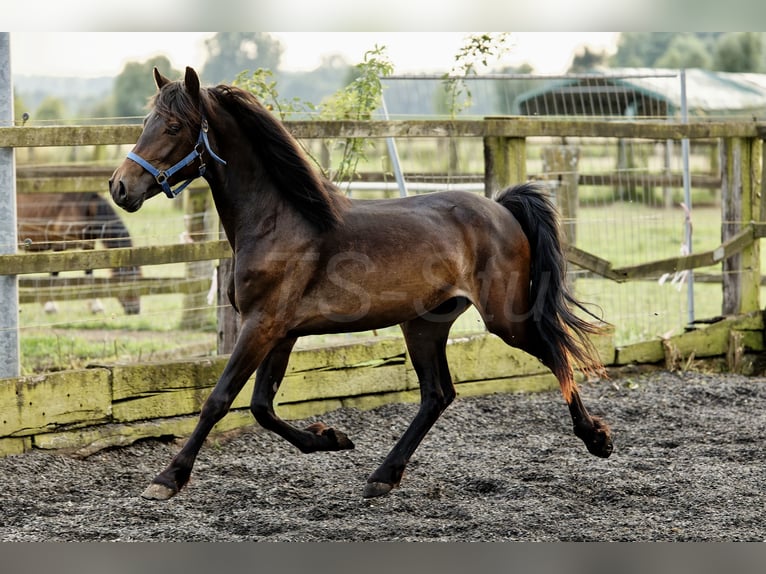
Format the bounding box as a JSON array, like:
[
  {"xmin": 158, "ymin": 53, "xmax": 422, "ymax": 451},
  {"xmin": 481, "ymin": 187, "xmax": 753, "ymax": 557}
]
[
  {"xmin": 568, "ymin": 46, "xmax": 609, "ymax": 73},
  {"xmin": 610, "ymin": 33, "xmax": 724, "ymax": 70},
  {"xmin": 441, "ymin": 33, "xmax": 510, "ymax": 118},
  {"xmin": 13, "ymin": 92, "xmax": 29, "ymax": 125},
  {"xmin": 112, "ymin": 56, "xmax": 179, "ymax": 120},
  {"xmin": 610, "ymin": 33, "xmax": 679, "ymax": 67},
  {"xmin": 713, "ymin": 32, "xmax": 764, "ymax": 72},
  {"xmin": 655, "ymin": 35, "xmax": 712, "ymax": 70},
  {"xmin": 201, "ymin": 33, "xmax": 284, "ymax": 84},
  {"xmin": 34, "ymin": 95, "xmax": 68, "ymax": 124}
]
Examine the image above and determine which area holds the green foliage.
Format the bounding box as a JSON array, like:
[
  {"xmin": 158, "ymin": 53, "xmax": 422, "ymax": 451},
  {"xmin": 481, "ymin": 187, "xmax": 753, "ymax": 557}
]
[
  {"xmin": 34, "ymin": 95, "xmax": 68, "ymax": 124},
  {"xmin": 201, "ymin": 33, "xmax": 283, "ymax": 85},
  {"xmin": 235, "ymin": 45, "xmax": 393, "ymax": 190},
  {"xmin": 610, "ymin": 32, "xmax": 765, "ymax": 73},
  {"xmin": 441, "ymin": 33, "xmax": 509, "ymax": 118},
  {"xmin": 610, "ymin": 33, "xmax": 684, "ymax": 68},
  {"xmin": 714, "ymin": 32, "xmax": 764, "ymax": 73},
  {"xmin": 318, "ymin": 45, "xmax": 393, "ymax": 187},
  {"xmin": 234, "ymin": 68, "xmax": 317, "ymax": 119},
  {"xmin": 112, "ymin": 56, "xmax": 180, "ymax": 120},
  {"xmin": 655, "ymin": 35, "xmax": 713, "ymax": 70}
]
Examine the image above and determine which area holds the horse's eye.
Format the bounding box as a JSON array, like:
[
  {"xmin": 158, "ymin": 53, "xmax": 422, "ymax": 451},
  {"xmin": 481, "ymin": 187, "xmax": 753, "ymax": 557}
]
[{"xmin": 166, "ymin": 123, "xmax": 182, "ymax": 135}]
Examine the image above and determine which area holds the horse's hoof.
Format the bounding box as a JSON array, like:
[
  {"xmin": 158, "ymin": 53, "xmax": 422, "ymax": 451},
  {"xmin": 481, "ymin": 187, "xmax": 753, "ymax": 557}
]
[
  {"xmin": 141, "ymin": 482, "xmax": 177, "ymax": 501},
  {"xmin": 305, "ymin": 422, "xmax": 355, "ymax": 451},
  {"xmin": 363, "ymin": 481, "xmax": 394, "ymax": 498},
  {"xmin": 586, "ymin": 437, "xmax": 613, "ymax": 458},
  {"xmin": 576, "ymin": 417, "xmax": 613, "ymax": 458},
  {"xmin": 330, "ymin": 428, "xmax": 355, "ymax": 451},
  {"xmin": 90, "ymin": 300, "xmax": 106, "ymax": 314}
]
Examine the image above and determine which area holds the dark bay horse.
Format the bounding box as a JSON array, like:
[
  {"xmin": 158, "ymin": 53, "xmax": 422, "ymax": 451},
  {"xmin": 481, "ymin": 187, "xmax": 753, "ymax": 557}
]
[
  {"xmin": 17, "ymin": 191, "xmax": 141, "ymax": 315},
  {"xmin": 109, "ymin": 66, "xmax": 612, "ymax": 501}
]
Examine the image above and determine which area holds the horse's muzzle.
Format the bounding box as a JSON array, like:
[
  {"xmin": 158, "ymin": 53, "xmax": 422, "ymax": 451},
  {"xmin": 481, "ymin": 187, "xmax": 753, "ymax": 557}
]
[{"xmin": 108, "ymin": 177, "xmax": 141, "ymax": 212}]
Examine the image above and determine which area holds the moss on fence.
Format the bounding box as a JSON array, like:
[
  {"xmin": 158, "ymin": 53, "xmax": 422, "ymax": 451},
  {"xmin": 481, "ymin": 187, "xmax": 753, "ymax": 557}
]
[{"xmin": 1, "ymin": 311, "xmax": 762, "ymax": 459}]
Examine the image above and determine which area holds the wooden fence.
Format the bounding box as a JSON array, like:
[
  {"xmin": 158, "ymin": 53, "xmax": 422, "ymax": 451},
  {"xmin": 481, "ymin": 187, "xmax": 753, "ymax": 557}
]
[
  {"xmin": 3, "ymin": 119, "xmax": 766, "ymax": 319},
  {"xmin": 1, "ymin": 117, "xmax": 766, "ymax": 457}
]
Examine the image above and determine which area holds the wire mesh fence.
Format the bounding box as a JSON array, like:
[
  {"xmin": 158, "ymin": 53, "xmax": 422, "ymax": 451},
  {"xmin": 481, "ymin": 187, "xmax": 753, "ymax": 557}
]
[{"xmin": 9, "ymin": 69, "xmax": 766, "ymax": 374}]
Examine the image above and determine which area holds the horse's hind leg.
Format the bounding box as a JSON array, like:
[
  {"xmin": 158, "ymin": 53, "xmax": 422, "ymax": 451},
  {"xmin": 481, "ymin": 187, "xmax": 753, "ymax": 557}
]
[
  {"xmin": 249, "ymin": 338, "xmax": 355, "ymax": 453},
  {"xmin": 363, "ymin": 298, "xmax": 468, "ymax": 498},
  {"xmin": 480, "ymin": 292, "xmax": 613, "ymax": 459}
]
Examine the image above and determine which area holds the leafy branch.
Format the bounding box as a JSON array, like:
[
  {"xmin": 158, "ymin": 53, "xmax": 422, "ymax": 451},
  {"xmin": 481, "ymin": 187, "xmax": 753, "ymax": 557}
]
[
  {"xmin": 234, "ymin": 45, "xmax": 393, "ymax": 192},
  {"xmin": 319, "ymin": 45, "xmax": 393, "ymax": 189},
  {"xmin": 234, "ymin": 68, "xmax": 316, "ymax": 119},
  {"xmin": 442, "ymin": 33, "xmax": 510, "ymax": 118}
]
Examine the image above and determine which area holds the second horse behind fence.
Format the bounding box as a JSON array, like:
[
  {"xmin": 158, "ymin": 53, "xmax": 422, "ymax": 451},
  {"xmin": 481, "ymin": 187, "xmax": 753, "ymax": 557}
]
[{"xmin": 17, "ymin": 191, "xmax": 141, "ymax": 315}]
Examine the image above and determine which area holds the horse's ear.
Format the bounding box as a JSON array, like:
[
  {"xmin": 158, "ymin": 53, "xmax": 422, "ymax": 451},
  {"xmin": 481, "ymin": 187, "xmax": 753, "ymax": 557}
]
[
  {"xmin": 153, "ymin": 67, "xmax": 170, "ymax": 89},
  {"xmin": 184, "ymin": 66, "xmax": 201, "ymax": 103}
]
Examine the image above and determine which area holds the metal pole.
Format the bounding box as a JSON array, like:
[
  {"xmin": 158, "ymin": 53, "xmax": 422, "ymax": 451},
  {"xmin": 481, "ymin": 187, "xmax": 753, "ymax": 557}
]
[
  {"xmin": 0, "ymin": 33, "xmax": 19, "ymax": 378},
  {"xmin": 680, "ymin": 69, "xmax": 694, "ymax": 325},
  {"xmin": 379, "ymin": 95, "xmax": 408, "ymax": 197}
]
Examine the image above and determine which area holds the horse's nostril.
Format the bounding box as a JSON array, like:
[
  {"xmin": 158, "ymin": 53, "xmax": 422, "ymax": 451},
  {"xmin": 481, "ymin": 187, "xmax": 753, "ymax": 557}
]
[{"xmin": 113, "ymin": 179, "xmax": 127, "ymax": 201}]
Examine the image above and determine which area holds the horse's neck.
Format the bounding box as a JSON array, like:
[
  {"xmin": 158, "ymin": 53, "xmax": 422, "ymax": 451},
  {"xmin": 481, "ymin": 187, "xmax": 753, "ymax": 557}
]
[{"xmin": 206, "ymin": 172, "xmax": 293, "ymax": 249}]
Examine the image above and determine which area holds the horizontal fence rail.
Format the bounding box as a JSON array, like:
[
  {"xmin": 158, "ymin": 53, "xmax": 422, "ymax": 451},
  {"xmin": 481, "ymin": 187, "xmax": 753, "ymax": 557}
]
[{"xmin": 1, "ymin": 118, "xmax": 766, "ymax": 148}]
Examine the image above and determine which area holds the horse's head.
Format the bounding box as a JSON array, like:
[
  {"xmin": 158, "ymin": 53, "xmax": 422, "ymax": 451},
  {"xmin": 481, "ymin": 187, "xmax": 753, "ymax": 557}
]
[
  {"xmin": 109, "ymin": 66, "xmax": 216, "ymax": 212},
  {"xmin": 113, "ymin": 265, "xmax": 142, "ymax": 315}
]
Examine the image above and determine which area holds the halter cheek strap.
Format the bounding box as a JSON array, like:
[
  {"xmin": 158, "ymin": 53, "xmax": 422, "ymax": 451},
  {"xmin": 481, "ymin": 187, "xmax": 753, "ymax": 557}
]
[{"xmin": 126, "ymin": 118, "xmax": 227, "ymax": 199}]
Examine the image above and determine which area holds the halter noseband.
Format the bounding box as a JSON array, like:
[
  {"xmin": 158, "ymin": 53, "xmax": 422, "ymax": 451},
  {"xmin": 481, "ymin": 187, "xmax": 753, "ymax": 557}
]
[{"xmin": 126, "ymin": 116, "xmax": 227, "ymax": 198}]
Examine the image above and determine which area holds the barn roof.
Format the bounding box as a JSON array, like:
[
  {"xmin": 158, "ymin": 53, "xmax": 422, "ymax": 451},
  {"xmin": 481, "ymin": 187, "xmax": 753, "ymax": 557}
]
[{"xmin": 513, "ymin": 68, "xmax": 766, "ymax": 119}]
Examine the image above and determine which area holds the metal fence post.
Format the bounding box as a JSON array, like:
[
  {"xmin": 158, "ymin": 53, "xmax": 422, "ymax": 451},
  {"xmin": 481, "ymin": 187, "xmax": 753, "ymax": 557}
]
[
  {"xmin": 0, "ymin": 32, "xmax": 20, "ymax": 378},
  {"xmin": 680, "ymin": 69, "xmax": 695, "ymax": 325}
]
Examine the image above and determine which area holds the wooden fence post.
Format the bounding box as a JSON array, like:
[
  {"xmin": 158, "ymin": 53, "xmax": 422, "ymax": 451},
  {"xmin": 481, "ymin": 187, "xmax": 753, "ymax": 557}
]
[
  {"xmin": 179, "ymin": 188, "xmax": 214, "ymax": 330},
  {"xmin": 720, "ymin": 137, "xmax": 760, "ymax": 316},
  {"xmin": 216, "ymin": 255, "xmax": 239, "ymax": 355},
  {"xmin": 483, "ymin": 135, "xmax": 526, "ymax": 198},
  {"xmin": 541, "ymin": 145, "xmax": 580, "ymax": 247}
]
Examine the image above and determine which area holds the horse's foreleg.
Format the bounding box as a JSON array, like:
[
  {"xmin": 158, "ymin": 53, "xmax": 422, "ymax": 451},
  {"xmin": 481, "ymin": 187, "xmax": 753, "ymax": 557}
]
[
  {"xmin": 363, "ymin": 313, "xmax": 459, "ymax": 498},
  {"xmin": 249, "ymin": 338, "xmax": 355, "ymax": 453},
  {"xmin": 141, "ymin": 322, "xmax": 271, "ymax": 501}
]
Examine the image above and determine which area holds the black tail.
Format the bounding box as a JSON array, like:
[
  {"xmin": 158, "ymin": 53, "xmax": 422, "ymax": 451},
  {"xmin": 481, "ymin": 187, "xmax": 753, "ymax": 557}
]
[{"xmin": 495, "ymin": 182, "xmax": 604, "ymax": 393}]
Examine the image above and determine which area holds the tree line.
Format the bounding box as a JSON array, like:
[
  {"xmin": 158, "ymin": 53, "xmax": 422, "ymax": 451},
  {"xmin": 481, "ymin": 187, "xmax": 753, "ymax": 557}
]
[
  {"xmin": 13, "ymin": 32, "xmax": 766, "ymax": 125},
  {"xmin": 570, "ymin": 32, "xmax": 765, "ymax": 74}
]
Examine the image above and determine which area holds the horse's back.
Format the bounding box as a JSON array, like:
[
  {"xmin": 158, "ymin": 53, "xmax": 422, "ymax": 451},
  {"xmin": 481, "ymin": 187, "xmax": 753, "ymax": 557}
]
[{"xmin": 342, "ymin": 189, "xmax": 529, "ymax": 264}]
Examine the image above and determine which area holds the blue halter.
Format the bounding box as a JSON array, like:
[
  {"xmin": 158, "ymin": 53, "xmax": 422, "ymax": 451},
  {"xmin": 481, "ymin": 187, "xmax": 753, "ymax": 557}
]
[{"xmin": 126, "ymin": 117, "xmax": 227, "ymax": 198}]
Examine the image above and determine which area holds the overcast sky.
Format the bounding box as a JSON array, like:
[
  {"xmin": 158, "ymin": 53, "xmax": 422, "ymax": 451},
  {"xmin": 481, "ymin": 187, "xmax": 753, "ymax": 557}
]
[{"xmin": 9, "ymin": 32, "xmax": 620, "ymax": 78}]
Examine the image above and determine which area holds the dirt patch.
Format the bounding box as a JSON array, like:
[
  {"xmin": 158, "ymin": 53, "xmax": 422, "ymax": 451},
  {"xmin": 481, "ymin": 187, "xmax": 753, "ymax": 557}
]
[{"xmin": 1, "ymin": 369, "xmax": 765, "ymax": 541}]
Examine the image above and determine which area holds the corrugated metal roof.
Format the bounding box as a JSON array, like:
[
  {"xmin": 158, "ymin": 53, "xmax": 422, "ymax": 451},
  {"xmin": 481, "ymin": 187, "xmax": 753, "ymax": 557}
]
[{"xmin": 514, "ymin": 68, "xmax": 766, "ymax": 118}]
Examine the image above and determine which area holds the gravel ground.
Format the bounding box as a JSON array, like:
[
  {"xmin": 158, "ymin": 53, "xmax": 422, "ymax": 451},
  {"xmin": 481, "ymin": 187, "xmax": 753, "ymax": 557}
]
[{"xmin": 1, "ymin": 368, "xmax": 765, "ymax": 542}]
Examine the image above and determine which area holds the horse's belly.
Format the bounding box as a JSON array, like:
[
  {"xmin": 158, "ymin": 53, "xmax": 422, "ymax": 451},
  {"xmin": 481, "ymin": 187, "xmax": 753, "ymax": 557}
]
[{"xmin": 292, "ymin": 271, "xmax": 466, "ymax": 334}]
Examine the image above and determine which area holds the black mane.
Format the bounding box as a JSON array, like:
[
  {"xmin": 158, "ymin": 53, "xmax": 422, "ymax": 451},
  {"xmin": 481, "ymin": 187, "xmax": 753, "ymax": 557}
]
[{"xmin": 155, "ymin": 81, "xmax": 345, "ymax": 231}]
